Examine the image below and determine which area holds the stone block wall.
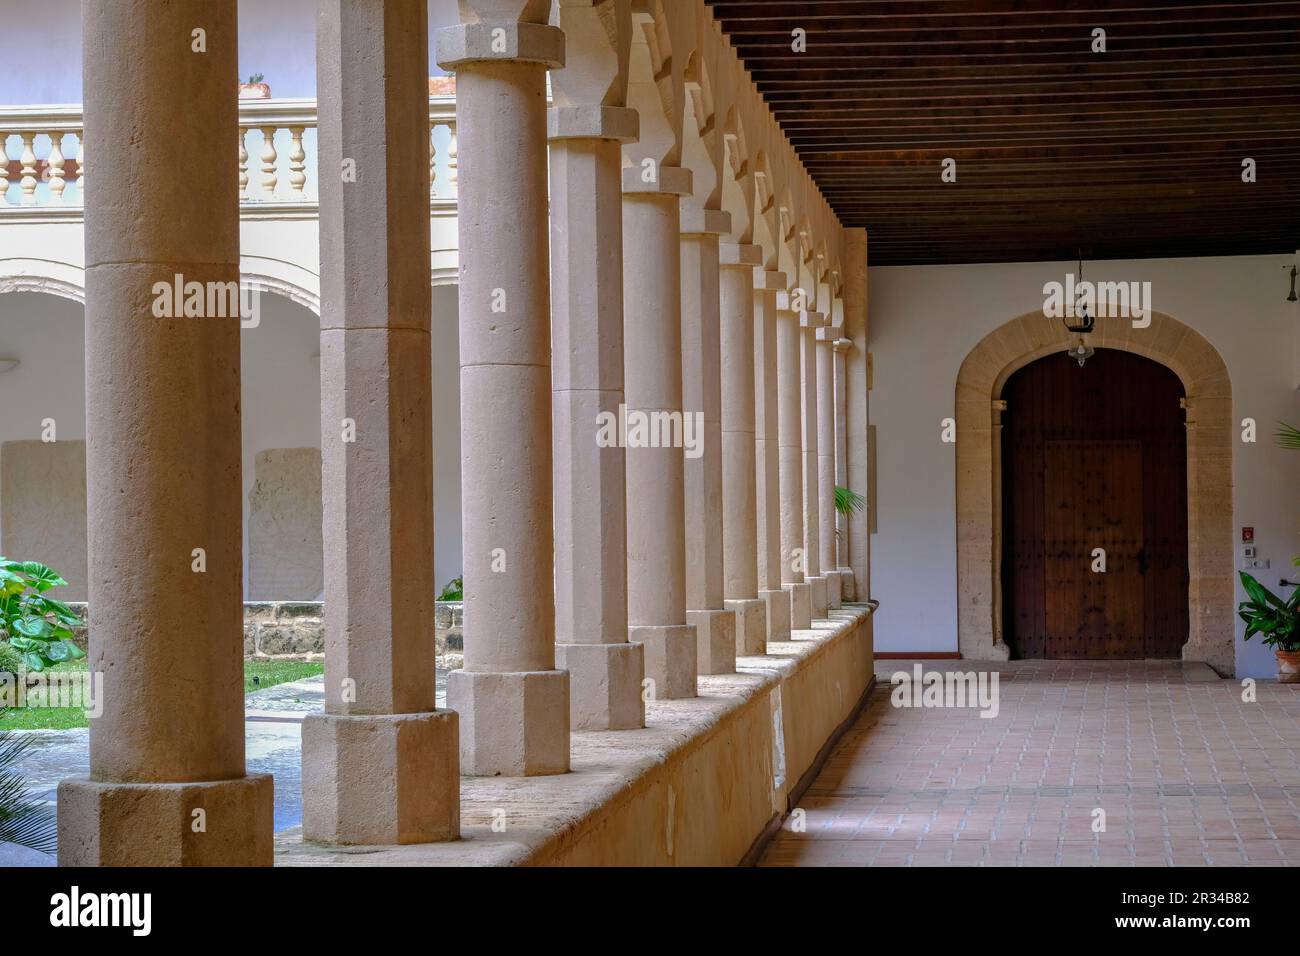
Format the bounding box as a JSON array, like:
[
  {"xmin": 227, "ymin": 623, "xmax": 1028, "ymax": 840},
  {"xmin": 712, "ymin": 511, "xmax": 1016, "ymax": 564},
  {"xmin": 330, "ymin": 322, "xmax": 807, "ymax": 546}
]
[{"xmin": 57, "ymin": 600, "xmax": 465, "ymax": 663}]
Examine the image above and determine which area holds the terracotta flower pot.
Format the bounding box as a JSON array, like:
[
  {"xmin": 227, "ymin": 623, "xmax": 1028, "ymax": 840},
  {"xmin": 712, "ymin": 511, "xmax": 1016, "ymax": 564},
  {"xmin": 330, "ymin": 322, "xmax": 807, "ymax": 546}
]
[
  {"xmin": 1276, "ymin": 649, "xmax": 1300, "ymax": 683},
  {"xmin": 238, "ymin": 82, "xmax": 271, "ymax": 100}
]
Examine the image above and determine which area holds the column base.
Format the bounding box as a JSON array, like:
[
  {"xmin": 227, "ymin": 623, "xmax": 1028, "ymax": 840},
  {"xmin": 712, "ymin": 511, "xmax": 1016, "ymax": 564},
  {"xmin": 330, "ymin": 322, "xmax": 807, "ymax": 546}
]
[
  {"xmin": 687, "ymin": 608, "xmax": 737, "ymax": 676},
  {"xmin": 760, "ymin": 589, "xmax": 791, "ymax": 642},
  {"xmin": 630, "ymin": 624, "xmax": 697, "ymax": 700},
  {"xmin": 301, "ymin": 711, "xmax": 459, "ymax": 844},
  {"xmin": 58, "ymin": 773, "xmax": 273, "ymax": 866},
  {"xmin": 826, "ymin": 570, "xmax": 842, "ymax": 610},
  {"xmin": 785, "ymin": 582, "xmax": 812, "ymax": 630},
  {"xmin": 556, "ymin": 640, "xmax": 645, "ymax": 731},
  {"xmin": 726, "ymin": 597, "xmax": 768, "ymax": 657},
  {"xmin": 447, "ymin": 669, "xmax": 570, "ymax": 777},
  {"xmin": 807, "ymin": 574, "xmax": 830, "ymax": 618},
  {"xmin": 838, "ymin": 568, "xmax": 856, "ymax": 602}
]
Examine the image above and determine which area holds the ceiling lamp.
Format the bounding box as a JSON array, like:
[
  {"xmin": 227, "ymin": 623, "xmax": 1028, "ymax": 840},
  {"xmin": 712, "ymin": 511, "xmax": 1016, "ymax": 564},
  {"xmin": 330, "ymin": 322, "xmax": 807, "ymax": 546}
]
[{"xmin": 1067, "ymin": 336, "xmax": 1094, "ymax": 368}]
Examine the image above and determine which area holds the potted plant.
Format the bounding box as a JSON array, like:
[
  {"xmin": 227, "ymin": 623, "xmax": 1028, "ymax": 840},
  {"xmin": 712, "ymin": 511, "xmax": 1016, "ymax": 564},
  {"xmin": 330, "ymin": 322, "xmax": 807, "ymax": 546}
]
[
  {"xmin": 0, "ymin": 558, "xmax": 85, "ymax": 672},
  {"xmin": 239, "ymin": 73, "xmax": 271, "ymax": 99},
  {"xmin": 1237, "ymin": 570, "xmax": 1300, "ymax": 682}
]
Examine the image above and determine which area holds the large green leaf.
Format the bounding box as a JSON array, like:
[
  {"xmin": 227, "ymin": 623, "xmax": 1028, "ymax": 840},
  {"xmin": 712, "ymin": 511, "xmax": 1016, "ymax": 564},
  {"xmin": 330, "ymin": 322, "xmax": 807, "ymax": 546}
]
[
  {"xmin": 1240, "ymin": 572, "xmax": 1288, "ymax": 612},
  {"xmin": 10, "ymin": 617, "xmax": 51, "ymax": 640},
  {"xmin": 1275, "ymin": 421, "xmax": 1300, "ymax": 451}
]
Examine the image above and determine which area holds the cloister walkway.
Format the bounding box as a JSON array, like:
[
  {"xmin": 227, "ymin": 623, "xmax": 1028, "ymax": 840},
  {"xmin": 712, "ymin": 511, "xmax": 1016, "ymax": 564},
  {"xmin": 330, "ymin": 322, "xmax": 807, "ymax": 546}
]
[{"xmin": 760, "ymin": 661, "xmax": 1300, "ymax": 867}]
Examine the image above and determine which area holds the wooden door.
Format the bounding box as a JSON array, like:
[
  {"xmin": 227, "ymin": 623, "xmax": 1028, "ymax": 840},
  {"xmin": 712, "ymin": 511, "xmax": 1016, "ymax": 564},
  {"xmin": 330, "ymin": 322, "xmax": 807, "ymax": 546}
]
[
  {"xmin": 1043, "ymin": 440, "xmax": 1144, "ymax": 658},
  {"xmin": 1002, "ymin": 349, "xmax": 1188, "ymax": 659}
]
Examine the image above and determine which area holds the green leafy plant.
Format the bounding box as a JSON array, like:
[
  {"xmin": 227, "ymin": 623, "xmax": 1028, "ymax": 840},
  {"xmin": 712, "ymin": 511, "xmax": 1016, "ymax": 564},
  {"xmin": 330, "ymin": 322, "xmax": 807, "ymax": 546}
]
[
  {"xmin": 0, "ymin": 722, "xmax": 57, "ymax": 854},
  {"xmin": 437, "ymin": 575, "xmax": 463, "ymax": 603},
  {"xmin": 1275, "ymin": 421, "xmax": 1300, "ymax": 451},
  {"xmin": 834, "ymin": 485, "xmax": 865, "ymax": 518},
  {"xmin": 1237, "ymin": 571, "xmax": 1300, "ymax": 651},
  {"xmin": 0, "ymin": 559, "xmax": 85, "ymax": 672},
  {"xmin": 246, "ymin": 73, "xmax": 265, "ymax": 85}
]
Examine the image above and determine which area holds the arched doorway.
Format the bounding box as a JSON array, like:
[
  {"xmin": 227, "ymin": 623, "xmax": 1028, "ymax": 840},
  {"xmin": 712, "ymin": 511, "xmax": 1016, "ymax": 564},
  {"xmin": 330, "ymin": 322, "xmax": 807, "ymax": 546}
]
[
  {"xmin": 954, "ymin": 309, "xmax": 1234, "ymax": 676},
  {"xmin": 1001, "ymin": 349, "xmax": 1188, "ymax": 659}
]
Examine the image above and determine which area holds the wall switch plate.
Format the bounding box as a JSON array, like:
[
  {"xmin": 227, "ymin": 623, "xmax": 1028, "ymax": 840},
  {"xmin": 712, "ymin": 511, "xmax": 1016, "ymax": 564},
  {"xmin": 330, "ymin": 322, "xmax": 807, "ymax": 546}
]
[
  {"xmin": 1249, "ymin": 558, "xmax": 1271, "ymax": 570},
  {"xmin": 1243, "ymin": 546, "xmax": 1257, "ymax": 558}
]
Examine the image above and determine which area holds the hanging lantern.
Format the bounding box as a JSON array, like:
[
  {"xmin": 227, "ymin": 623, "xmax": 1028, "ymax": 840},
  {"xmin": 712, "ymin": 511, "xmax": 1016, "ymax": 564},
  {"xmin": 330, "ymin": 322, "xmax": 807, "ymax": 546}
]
[{"xmin": 1067, "ymin": 336, "xmax": 1094, "ymax": 367}]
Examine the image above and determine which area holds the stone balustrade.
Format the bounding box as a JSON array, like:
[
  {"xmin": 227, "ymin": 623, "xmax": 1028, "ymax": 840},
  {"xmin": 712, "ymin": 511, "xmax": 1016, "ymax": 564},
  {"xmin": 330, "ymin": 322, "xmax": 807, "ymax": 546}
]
[{"xmin": 0, "ymin": 95, "xmax": 459, "ymax": 214}]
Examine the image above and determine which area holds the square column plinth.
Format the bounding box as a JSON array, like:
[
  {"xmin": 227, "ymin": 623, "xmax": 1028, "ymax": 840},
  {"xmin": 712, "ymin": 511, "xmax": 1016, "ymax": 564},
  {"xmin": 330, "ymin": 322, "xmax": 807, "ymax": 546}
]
[
  {"xmin": 761, "ymin": 588, "xmax": 792, "ymax": 642},
  {"xmin": 58, "ymin": 774, "xmax": 273, "ymax": 866},
  {"xmin": 726, "ymin": 597, "xmax": 768, "ymax": 657},
  {"xmin": 556, "ymin": 641, "xmax": 645, "ymax": 732},
  {"xmin": 688, "ymin": 607, "xmax": 737, "ymax": 676},
  {"xmin": 807, "ymin": 574, "xmax": 830, "ymax": 619},
  {"xmin": 786, "ymin": 582, "xmax": 812, "ymax": 630},
  {"xmin": 448, "ymin": 670, "xmax": 570, "ymax": 777},
  {"xmin": 302, "ymin": 712, "xmax": 459, "ymax": 844}
]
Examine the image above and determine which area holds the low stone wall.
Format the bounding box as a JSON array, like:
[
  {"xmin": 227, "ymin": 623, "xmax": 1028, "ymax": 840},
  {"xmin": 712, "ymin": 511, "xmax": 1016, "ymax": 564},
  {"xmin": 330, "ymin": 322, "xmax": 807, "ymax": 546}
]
[
  {"xmin": 275, "ymin": 602, "xmax": 875, "ymax": 867},
  {"xmin": 60, "ymin": 600, "xmax": 466, "ymax": 663}
]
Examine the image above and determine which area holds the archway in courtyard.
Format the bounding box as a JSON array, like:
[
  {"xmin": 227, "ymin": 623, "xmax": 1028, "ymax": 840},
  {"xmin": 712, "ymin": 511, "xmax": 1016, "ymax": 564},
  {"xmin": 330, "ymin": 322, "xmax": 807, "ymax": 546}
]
[
  {"xmin": 955, "ymin": 310, "xmax": 1234, "ymax": 675},
  {"xmin": 1000, "ymin": 349, "xmax": 1189, "ymax": 660}
]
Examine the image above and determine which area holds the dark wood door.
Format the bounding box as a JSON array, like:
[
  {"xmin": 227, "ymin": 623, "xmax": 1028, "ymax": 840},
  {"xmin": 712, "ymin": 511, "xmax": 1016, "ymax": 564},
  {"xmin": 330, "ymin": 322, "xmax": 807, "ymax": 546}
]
[{"xmin": 1002, "ymin": 349, "xmax": 1189, "ymax": 659}]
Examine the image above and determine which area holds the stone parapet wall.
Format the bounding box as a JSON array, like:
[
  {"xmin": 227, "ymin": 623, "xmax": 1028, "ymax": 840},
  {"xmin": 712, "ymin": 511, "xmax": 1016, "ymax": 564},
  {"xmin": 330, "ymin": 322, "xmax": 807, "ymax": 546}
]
[
  {"xmin": 275, "ymin": 604, "xmax": 876, "ymax": 866},
  {"xmin": 59, "ymin": 600, "xmax": 466, "ymax": 662}
]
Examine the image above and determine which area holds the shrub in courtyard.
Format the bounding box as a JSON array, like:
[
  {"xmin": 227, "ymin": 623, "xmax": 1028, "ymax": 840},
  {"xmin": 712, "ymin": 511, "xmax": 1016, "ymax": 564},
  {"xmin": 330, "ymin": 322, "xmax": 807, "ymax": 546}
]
[{"xmin": 0, "ymin": 559, "xmax": 85, "ymax": 672}]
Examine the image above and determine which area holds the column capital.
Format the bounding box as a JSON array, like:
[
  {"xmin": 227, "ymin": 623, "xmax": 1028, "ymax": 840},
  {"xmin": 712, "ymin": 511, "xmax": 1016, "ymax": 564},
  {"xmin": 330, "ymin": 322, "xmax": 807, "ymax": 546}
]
[
  {"xmin": 680, "ymin": 207, "xmax": 731, "ymax": 237},
  {"xmin": 756, "ymin": 269, "xmax": 787, "ymax": 292},
  {"xmin": 833, "ymin": 337, "xmax": 853, "ymax": 353},
  {"xmin": 548, "ymin": 104, "xmax": 639, "ymax": 142},
  {"xmin": 622, "ymin": 164, "xmax": 692, "ymax": 196},
  {"xmin": 799, "ymin": 311, "xmax": 827, "ymax": 329},
  {"xmin": 720, "ymin": 242, "xmax": 763, "ymax": 268},
  {"xmin": 436, "ymin": 21, "xmax": 564, "ymax": 70}
]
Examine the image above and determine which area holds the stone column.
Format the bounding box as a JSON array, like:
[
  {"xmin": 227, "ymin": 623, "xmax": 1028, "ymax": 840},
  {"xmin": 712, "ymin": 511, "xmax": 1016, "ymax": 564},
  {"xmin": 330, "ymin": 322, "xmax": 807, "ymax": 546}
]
[
  {"xmin": 438, "ymin": 8, "xmax": 570, "ymax": 775},
  {"xmin": 682, "ymin": 209, "xmax": 736, "ymax": 674},
  {"xmin": 816, "ymin": 326, "xmax": 841, "ymax": 610},
  {"xmin": 720, "ymin": 243, "xmax": 768, "ymax": 656},
  {"xmin": 800, "ymin": 310, "xmax": 829, "ymax": 619},
  {"xmin": 776, "ymin": 294, "xmax": 812, "ymax": 629},
  {"xmin": 845, "ymin": 228, "xmax": 871, "ymax": 602},
  {"xmin": 301, "ymin": 0, "xmax": 458, "ymax": 844},
  {"xmin": 548, "ymin": 8, "xmax": 644, "ymax": 731},
  {"xmin": 58, "ymin": 0, "xmax": 273, "ymax": 865},
  {"xmin": 833, "ymin": 335, "xmax": 856, "ymax": 600},
  {"xmin": 754, "ymin": 273, "xmax": 792, "ymax": 640},
  {"xmin": 623, "ymin": 163, "xmax": 698, "ymax": 699}
]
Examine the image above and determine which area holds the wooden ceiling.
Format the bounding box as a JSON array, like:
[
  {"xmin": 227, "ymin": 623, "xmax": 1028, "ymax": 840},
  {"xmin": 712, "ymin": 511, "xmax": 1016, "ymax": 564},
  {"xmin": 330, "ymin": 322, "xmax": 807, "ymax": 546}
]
[{"xmin": 706, "ymin": 0, "xmax": 1300, "ymax": 265}]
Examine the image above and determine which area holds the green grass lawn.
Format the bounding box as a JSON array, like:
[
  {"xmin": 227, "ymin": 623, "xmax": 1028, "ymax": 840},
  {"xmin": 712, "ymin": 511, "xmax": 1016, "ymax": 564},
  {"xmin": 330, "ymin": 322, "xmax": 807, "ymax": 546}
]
[{"xmin": 0, "ymin": 659, "xmax": 323, "ymax": 731}]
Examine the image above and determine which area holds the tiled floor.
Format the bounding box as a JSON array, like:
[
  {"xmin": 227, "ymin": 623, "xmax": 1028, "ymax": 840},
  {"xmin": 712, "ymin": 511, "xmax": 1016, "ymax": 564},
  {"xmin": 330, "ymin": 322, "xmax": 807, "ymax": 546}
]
[{"xmin": 759, "ymin": 660, "xmax": 1300, "ymax": 866}]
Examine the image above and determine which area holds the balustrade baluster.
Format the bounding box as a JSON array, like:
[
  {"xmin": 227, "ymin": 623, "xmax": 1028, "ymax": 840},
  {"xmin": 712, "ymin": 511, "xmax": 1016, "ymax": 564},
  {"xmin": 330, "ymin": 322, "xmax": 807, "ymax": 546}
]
[
  {"xmin": 238, "ymin": 127, "xmax": 249, "ymax": 198},
  {"xmin": 47, "ymin": 131, "xmax": 66, "ymax": 202},
  {"xmin": 447, "ymin": 123, "xmax": 457, "ymax": 188},
  {"xmin": 259, "ymin": 125, "xmax": 278, "ymax": 198},
  {"xmin": 76, "ymin": 133, "xmax": 86, "ymax": 200},
  {"xmin": 430, "ymin": 125, "xmax": 437, "ymax": 196},
  {"xmin": 0, "ymin": 134, "xmax": 9, "ymax": 205},
  {"xmin": 19, "ymin": 132, "xmax": 37, "ymax": 204},
  {"xmin": 288, "ymin": 126, "xmax": 306, "ymax": 198}
]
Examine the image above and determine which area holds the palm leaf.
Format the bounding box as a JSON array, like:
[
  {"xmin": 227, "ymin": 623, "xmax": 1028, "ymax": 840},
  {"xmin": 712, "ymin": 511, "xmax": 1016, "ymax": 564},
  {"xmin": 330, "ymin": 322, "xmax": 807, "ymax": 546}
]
[
  {"xmin": 1275, "ymin": 421, "xmax": 1300, "ymax": 451},
  {"xmin": 834, "ymin": 485, "xmax": 866, "ymax": 518},
  {"xmin": 0, "ymin": 721, "xmax": 57, "ymax": 854}
]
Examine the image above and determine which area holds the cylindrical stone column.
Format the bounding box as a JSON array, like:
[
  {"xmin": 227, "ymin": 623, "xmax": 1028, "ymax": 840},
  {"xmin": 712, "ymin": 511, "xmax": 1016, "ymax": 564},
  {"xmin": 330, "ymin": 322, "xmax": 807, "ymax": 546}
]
[
  {"xmin": 548, "ymin": 102, "xmax": 645, "ymax": 731},
  {"xmin": 816, "ymin": 326, "xmax": 841, "ymax": 610},
  {"xmin": 682, "ymin": 207, "xmax": 736, "ymax": 676},
  {"xmin": 720, "ymin": 244, "xmax": 767, "ymax": 656},
  {"xmin": 438, "ymin": 15, "xmax": 570, "ymax": 775},
  {"xmin": 800, "ymin": 310, "xmax": 829, "ymax": 619},
  {"xmin": 58, "ymin": 0, "xmax": 273, "ymax": 866},
  {"xmin": 623, "ymin": 164, "xmax": 698, "ymax": 699},
  {"xmin": 300, "ymin": 0, "xmax": 459, "ymax": 845},
  {"xmin": 845, "ymin": 229, "xmax": 871, "ymax": 604},
  {"xmin": 833, "ymin": 335, "xmax": 856, "ymax": 600},
  {"xmin": 776, "ymin": 293, "xmax": 812, "ymax": 630},
  {"xmin": 754, "ymin": 272, "xmax": 792, "ymax": 641}
]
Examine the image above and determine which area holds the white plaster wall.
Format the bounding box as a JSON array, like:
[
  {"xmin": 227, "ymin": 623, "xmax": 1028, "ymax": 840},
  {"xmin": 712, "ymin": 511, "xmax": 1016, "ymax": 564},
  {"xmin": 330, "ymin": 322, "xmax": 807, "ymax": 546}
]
[
  {"xmin": 0, "ymin": 0, "xmax": 461, "ymax": 105},
  {"xmin": 869, "ymin": 254, "xmax": 1300, "ymax": 678},
  {"xmin": 0, "ymin": 293, "xmax": 86, "ymax": 595}
]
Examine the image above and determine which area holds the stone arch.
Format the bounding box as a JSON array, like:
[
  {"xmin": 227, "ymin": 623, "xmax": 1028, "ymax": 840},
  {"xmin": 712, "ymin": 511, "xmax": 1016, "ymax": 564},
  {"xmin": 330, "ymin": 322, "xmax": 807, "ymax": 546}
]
[
  {"xmin": 955, "ymin": 309, "xmax": 1234, "ymax": 675},
  {"xmin": 0, "ymin": 258, "xmax": 86, "ymax": 303}
]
